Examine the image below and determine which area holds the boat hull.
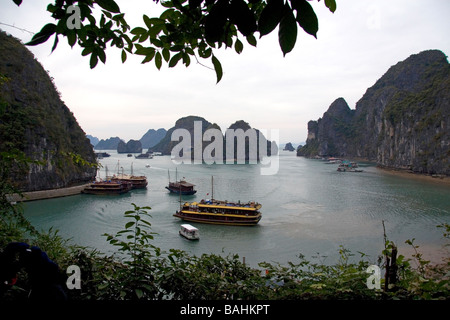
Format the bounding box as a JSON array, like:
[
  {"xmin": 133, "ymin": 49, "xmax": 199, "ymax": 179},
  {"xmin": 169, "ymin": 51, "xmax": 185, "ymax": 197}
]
[
  {"xmin": 82, "ymin": 188, "xmax": 129, "ymax": 195},
  {"xmin": 165, "ymin": 187, "xmax": 197, "ymax": 195},
  {"xmin": 173, "ymin": 210, "xmax": 261, "ymax": 226},
  {"xmin": 82, "ymin": 185, "xmax": 131, "ymax": 195}
]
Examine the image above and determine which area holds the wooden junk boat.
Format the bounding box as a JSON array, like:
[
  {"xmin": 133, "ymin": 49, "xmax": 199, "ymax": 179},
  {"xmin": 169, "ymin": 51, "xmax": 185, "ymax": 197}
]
[
  {"xmin": 111, "ymin": 173, "xmax": 148, "ymax": 189},
  {"xmin": 82, "ymin": 180, "xmax": 132, "ymax": 195},
  {"xmin": 166, "ymin": 169, "xmax": 197, "ymax": 195},
  {"xmin": 110, "ymin": 162, "xmax": 148, "ymax": 189},
  {"xmin": 173, "ymin": 177, "xmax": 262, "ymax": 226}
]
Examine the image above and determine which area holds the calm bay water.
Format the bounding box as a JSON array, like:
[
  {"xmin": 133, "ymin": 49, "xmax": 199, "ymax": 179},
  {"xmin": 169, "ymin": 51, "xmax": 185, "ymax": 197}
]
[{"xmin": 23, "ymin": 151, "xmax": 450, "ymax": 266}]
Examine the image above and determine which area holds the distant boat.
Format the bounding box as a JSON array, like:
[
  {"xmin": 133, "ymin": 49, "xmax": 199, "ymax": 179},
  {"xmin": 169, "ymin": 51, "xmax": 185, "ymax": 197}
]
[
  {"xmin": 173, "ymin": 176, "xmax": 262, "ymax": 226},
  {"xmin": 135, "ymin": 153, "xmax": 153, "ymax": 159},
  {"xmin": 111, "ymin": 173, "xmax": 148, "ymax": 189},
  {"xmin": 179, "ymin": 224, "xmax": 199, "ymax": 240},
  {"xmin": 110, "ymin": 161, "xmax": 148, "ymax": 189},
  {"xmin": 82, "ymin": 180, "xmax": 132, "ymax": 195},
  {"xmin": 166, "ymin": 169, "xmax": 197, "ymax": 195},
  {"xmin": 337, "ymin": 160, "xmax": 363, "ymax": 172},
  {"xmin": 325, "ymin": 157, "xmax": 341, "ymax": 164},
  {"xmin": 95, "ymin": 152, "xmax": 110, "ymax": 159}
]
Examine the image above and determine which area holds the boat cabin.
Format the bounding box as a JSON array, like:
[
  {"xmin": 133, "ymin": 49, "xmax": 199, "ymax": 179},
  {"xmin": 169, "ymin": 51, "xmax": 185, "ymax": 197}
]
[{"xmin": 179, "ymin": 224, "xmax": 199, "ymax": 240}]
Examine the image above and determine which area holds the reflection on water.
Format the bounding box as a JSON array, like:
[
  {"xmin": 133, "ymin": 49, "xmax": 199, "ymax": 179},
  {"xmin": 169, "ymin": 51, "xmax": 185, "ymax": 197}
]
[{"xmin": 23, "ymin": 152, "xmax": 450, "ymax": 266}]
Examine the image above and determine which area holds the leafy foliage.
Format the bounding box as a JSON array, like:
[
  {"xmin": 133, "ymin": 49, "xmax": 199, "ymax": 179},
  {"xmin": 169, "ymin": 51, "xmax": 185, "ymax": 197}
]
[{"xmin": 15, "ymin": 0, "xmax": 337, "ymax": 82}]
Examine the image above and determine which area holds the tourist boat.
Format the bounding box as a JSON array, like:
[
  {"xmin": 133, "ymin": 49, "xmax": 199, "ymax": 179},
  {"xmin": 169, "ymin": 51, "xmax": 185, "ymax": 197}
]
[
  {"xmin": 325, "ymin": 157, "xmax": 342, "ymax": 164},
  {"xmin": 135, "ymin": 153, "xmax": 153, "ymax": 159},
  {"xmin": 166, "ymin": 169, "xmax": 197, "ymax": 195},
  {"xmin": 337, "ymin": 160, "xmax": 363, "ymax": 172},
  {"xmin": 82, "ymin": 180, "xmax": 132, "ymax": 195},
  {"xmin": 179, "ymin": 224, "xmax": 199, "ymax": 240},
  {"xmin": 173, "ymin": 176, "xmax": 262, "ymax": 226},
  {"xmin": 109, "ymin": 162, "xmax": 148, "ymax": 189},
  {"xmin": 111, "ymin": 173, "xmax": 148, "ymax": 189}
]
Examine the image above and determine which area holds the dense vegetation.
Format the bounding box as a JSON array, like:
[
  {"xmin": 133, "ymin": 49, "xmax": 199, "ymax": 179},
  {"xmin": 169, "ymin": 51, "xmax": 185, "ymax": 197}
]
[{"xmin": 0, "ymin": 31, "xmax": 97, "ymax": 192}]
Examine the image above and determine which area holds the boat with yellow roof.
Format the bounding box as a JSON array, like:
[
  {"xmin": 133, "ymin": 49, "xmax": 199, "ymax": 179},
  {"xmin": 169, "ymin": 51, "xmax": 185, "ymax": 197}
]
[{"xmin": 173, "ymin": 176, "xmax": 262, "ymax": 226}]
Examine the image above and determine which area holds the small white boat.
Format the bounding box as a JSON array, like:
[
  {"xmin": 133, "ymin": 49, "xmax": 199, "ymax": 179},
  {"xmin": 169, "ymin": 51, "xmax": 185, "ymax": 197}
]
[{"xmin": 179, "ymin": 224, "xmax": 199, "ymax": 240}]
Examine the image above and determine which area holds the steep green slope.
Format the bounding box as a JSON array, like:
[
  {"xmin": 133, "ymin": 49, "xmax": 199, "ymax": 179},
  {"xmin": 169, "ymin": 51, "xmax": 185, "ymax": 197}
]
[{"xmin": 0, "ymin": 31, "xmax": 96, "ymax": 191}]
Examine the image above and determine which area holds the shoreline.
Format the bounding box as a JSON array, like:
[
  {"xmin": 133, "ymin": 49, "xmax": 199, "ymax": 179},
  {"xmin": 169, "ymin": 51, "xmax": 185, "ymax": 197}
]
[
  {"xmin": 376, "ymin": 166, "xmax": 450, "ymax": 186},
  {"xmin": 8, "ymin": 183, "xmax": 90, "ymax": 202}
]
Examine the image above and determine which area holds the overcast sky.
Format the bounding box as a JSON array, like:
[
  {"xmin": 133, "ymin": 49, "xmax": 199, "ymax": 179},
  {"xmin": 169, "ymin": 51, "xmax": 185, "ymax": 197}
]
[{"xmin": 1, "ymin": 0, "xmax": 449, "ymax": 144}]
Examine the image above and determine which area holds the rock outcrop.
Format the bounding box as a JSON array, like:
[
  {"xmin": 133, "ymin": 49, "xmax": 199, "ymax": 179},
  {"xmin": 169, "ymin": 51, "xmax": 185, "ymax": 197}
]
[
  {"xmin": 151, "ymin": 115, "xmax": 277, "ymax": 162},
  {"xmin": 139, "ymin": 128, "xmax": 167, "ymax": 149},
  {"xmin": 117, "ymin": 139, "xmax": 142, "ymax": 153},
  {"xmin": 0, "ymin": 31, "xmax": 97, "ymax": 191},
  {"xmin": 298, "ymin": 50, "xmax": 449, "ymax": 175},
  {"xmin": 94, "ymin": 137, "xmax": 122, "ymax": 150},
  {"xmin": 283, "ymin": 142, "xmax": 295, "ymax": 151}
]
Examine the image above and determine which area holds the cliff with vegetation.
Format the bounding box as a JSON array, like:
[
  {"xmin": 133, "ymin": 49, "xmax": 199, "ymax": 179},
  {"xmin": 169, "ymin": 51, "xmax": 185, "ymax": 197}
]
[
  {"xmin": 0, "ymin": 31, "xmax": 96, "ymax": 191},
  {"xmin": 298, "ymin": 50, "xmax": 449, "ymax": 175}
]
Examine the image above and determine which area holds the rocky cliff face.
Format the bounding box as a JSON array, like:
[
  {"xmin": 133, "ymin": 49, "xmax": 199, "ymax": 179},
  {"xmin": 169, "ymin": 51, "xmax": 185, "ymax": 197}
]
[
  {"xmin": 0, "ymin": 31, "xmax": 97, "ymax": 191},
  {"xmin": 298, "ymin": 50, "xmax": 449, "ymax": 175}
]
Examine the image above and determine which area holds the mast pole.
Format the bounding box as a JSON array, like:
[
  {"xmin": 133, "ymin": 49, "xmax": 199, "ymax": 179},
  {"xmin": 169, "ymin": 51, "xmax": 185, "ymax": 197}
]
[
  {"xmin": 211, "ymin": 175, "xmax": 214, "ymax": 200},
  {"xmin": 179, "ymin": 185, "xmax": 182, "ymax": 211}
]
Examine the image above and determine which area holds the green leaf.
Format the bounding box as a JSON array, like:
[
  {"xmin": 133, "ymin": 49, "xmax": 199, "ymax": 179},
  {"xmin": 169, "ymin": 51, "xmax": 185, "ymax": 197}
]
[
  {"xmin": 211, "ymin": 55, "xmax": 223, "ymax": 83},
  {"xmin": 121, "ymin": 49, "xmax": 127, "ymax": 63},
  {"xmin": 51, "ymin": 35, "xmax": 59, "ymax": 53},
  {"xmin": 278, "ymin": 7, "xmax": 297, "ymax": 56},
  {"xmin": 143, "ymin": 14, "xmax": 152, "ymax": 29},
  {"xmin": 291, "ymin": 0, "xmax": 318, "ymax": 38},
  {"xmin": 246, "ymin": 34, "xmax": 257, "ymax": 47},
  {"xmin": 130, "ymin": 27, "xmax": 147, "ymax": 35},
  {"xmin": 67, "ymin": 30, "xmax": 77, "ymax": 47},
  {"xmin": 26, "ymin": 23, "xmax": 56, "ymax": 46},
  {"xmin": 135, "ymin": 288, "xmax": 143, "ymax": 299},
  {"xmin": 169, "ymin": 52, "xmax": 182, "ymax": 67},
  {"xmin": 182, "ymin": 52, "xmax": 191, "ymax": 67},
  {"xmin": 235, "ymin": 38, "xmax": 243, "ymax": 54},
  {"xmin": 162, "ymin": 48, "xmax": 170, "ymax": 62},
  {"xmin": 325, "ymin": 0, "xmax": 337, "ymax": 13},
  {"xmin": 258, "ymin": 0, "xmax": 285, "ymax": 37},
  {"xmin": 96, "ymin": 0, "xmax": 121, "ymax": 13},
  {"xmin": 90, "ymin": 53, "xmax": 98, "ymax": 69},
  {"xmin": 97, "ymin": 49, "xmax": 106, "ymax": 64},
  {"xmin": 155, "ymin": 51, "xmax": 162, "ymax": 69},
  {"xmin": 125, "ymin": 221, "xmax": 135, "ymax": 229}
]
